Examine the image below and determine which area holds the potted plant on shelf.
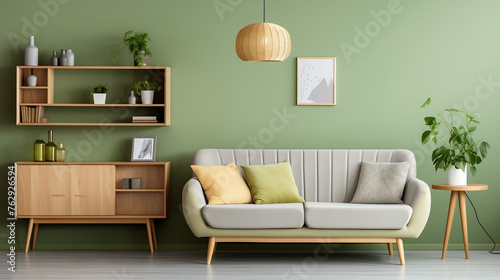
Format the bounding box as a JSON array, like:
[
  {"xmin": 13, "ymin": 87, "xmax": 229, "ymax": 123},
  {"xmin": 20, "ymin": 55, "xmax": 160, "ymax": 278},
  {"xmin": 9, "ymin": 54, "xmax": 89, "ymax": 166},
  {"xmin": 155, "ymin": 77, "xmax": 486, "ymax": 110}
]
[
  {"xmin": 89, "ymin": 83, "xmax": 108, "ymax": 104},
  {"xmin": 420, "ymin": 98, "xmax": 490, "ymax": 185},
  {"xmin": 112, "ymin": 30, "xmax": 152, "ymax": 67},
  {"xmin": 131, "ymin": 80, "xmax": 162, "ymax": 105}
]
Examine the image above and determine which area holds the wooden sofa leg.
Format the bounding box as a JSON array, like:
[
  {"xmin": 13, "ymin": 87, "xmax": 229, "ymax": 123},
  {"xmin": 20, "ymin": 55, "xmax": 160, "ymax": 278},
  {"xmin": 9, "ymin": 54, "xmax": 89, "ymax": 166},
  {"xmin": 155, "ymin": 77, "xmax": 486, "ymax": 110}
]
[
  {"xmin": 207, "ymin": 237, "xmax": 216, "ymax": 264},
  {"xmin": 396, "ymin": 238, "xmax": 405, "ymax": 265},
  {"xmin": 387, "ymin": 243, "xmax": 393, "ymax": 255}
]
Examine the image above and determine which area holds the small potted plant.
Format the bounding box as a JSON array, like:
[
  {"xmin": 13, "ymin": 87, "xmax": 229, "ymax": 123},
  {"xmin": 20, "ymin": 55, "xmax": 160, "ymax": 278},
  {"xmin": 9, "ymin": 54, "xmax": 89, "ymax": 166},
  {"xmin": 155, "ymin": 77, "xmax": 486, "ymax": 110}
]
[
  {"xmin": 420, "ymin": 98, "xmax": 490, "ymax": 185},
  {"xmin": 89, "ymin": 83, "xmax": 108, "ymax": 104},
  {"xmin": 131, "ymin": 80, "xmax": 162, "ymax": 104},
  {"xmin": 112, "ymin": 30, "xmax": 152, "ymax": 67}
]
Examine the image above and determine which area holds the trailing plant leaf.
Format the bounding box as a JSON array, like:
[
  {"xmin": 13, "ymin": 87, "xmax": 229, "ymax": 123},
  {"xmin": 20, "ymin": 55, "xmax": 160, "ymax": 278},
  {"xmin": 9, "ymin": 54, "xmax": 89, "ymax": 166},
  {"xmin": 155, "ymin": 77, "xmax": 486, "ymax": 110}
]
[
  {"xmin": 421, "ymin": 130, "xmax": 431, "ymax": 144},
  {"xmin": 420, "ymin": 98, "xmax": 431, "ymax": 108},
  {"xmin": 480, "ymin": 142, "xmax": 490, "ymax": 158}
]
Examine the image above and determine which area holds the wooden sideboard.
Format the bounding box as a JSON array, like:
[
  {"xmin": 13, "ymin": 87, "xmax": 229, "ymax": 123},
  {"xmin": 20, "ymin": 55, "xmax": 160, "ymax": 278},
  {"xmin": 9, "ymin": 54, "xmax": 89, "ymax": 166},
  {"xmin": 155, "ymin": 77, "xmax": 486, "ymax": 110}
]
[{"xmin": 15, "ymin": 161, "xmax": 170, "ymax": 253}]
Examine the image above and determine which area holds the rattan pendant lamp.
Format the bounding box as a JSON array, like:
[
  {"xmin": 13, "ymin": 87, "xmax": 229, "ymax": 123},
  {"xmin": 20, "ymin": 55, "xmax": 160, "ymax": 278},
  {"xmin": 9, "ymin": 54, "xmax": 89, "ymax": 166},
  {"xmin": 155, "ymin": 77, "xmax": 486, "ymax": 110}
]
[{"xmin": 235, "ymin": 0, "xmax": 291, "ymax": 62}]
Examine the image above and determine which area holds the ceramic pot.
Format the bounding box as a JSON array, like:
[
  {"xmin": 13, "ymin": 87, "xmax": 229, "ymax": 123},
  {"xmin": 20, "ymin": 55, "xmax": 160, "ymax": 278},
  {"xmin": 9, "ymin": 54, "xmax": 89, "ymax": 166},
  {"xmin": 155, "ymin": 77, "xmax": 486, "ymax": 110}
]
[
  {"xmin": 140, "ymin": 90, "xmax": 154, "ymax": 104},
  {"xmin": 51, "ymin": 50, "xmax": 58, "ymax": 66},
  {"xmin": 93, "ymin": 93, "xmax": 106, "ymax": 104},
  {"xmin": 128, "ymin": 91, "xmax": 136, "ymax": 104},
  {"xmin": 134, "ymin": 50, "xmax": 148, "ymax": 67},
  {"xmin": 66, "ymin": 49, "xmax": 74, "ymax": 66},
  {"xmin": 27, "ymin": 75, "xmax": 37, "ymax": 87},
  {"xmin": 59, "ymin": 49, "xmax": 68, "ymax": 66},
  {"xmin": 25, "ymin": 36, "xmax": 38, "ymax": 66},
  {"xmin": 448, "ymin": 165, "xmax": 467, "ymax": 186}
]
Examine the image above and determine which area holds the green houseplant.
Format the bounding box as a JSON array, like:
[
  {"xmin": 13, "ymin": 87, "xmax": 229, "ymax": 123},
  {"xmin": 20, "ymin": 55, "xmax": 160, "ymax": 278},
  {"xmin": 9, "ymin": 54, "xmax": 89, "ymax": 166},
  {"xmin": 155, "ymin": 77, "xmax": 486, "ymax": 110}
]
[
  {"xmin": 112, "ymin": 30, "xmax": 152, "ymax": 67},
  {"xmin": 131, "ymin": 80, "xmax": 162, "ymax": 104},
  {"xmin": 89, "ymin": 83, "xmax": 108, "ymax": 104},
  {"xmin": 420, "ymin": 98, "xmax": 490, "ymax": 184}
]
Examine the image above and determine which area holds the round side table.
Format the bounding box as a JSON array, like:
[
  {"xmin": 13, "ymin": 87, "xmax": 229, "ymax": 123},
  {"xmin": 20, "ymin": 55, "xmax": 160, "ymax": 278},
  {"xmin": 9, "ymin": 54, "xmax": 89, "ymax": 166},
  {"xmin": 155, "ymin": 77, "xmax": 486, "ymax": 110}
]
[{"xmin": 432, "ymin": 184, "xmax": 488, "ymax": 259}]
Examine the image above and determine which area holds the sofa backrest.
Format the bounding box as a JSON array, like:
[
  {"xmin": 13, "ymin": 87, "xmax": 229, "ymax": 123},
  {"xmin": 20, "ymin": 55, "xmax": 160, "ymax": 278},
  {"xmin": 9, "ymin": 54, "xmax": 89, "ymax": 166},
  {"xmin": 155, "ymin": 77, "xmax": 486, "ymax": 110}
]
[{"xmin": 192, "ymin": 149, "xmax": 416, "ymax": 203}]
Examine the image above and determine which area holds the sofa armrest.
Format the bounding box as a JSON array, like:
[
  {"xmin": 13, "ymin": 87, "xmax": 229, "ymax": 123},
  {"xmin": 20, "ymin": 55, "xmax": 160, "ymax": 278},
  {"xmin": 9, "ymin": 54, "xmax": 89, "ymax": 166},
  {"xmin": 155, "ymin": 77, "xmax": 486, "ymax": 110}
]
[
  {"xmin": 402, "ymin": 177, "xmax": 431, "ymax": 238},
  {"xmin": 182, "ymin": 178, "xmax": 209, "ymax": 237}
]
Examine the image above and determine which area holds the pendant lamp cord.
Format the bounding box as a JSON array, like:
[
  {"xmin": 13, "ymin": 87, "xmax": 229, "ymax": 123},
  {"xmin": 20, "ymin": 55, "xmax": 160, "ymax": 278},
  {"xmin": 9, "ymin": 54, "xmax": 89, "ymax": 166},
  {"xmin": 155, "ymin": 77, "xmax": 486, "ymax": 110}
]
[{"xmin": 263, "ymin": 0, "xmax": 266, "ymax": 22}]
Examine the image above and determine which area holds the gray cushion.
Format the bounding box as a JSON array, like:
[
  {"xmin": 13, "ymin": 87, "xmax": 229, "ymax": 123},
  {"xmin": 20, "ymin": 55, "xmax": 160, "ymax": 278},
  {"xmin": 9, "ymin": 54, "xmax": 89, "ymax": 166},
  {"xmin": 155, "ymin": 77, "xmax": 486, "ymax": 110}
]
[
  {"xmin": 304, "ymin": 202, "xmax": 413, "ymax": 229},
  {"xmin": 350, "ymin": 161, "xmax": 410, "ymax": 204},
  {"xmin": 202, "ymin": 203, "xmax": 304, "ymax": 229}
]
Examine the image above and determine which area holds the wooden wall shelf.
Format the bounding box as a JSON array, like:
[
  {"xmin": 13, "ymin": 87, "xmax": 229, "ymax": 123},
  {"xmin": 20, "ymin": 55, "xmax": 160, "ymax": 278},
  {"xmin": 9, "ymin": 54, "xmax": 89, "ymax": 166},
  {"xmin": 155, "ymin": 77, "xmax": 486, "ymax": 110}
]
[
  {"xmin": 15, "ymin": 161, "xmax": 170, "ymax": 253},
  {"xmin": 16, "ymin": 66, "xmax": 171, "ymax": 126}
]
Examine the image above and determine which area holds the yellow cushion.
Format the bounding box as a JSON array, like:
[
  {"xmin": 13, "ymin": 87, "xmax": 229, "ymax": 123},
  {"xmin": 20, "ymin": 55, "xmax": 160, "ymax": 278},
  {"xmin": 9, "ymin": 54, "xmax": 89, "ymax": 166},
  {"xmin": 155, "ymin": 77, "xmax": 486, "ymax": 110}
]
[{"xmin": 191, "ymin": 163, "xmax": 253, "ymax": 205}]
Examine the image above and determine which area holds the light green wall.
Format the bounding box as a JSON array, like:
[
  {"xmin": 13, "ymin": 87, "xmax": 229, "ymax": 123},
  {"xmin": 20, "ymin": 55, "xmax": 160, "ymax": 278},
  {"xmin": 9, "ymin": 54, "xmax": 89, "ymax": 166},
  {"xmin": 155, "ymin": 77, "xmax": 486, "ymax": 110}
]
[{"xmin": 1, "ymin": 0, "xmax": 499, "ymax": 250}]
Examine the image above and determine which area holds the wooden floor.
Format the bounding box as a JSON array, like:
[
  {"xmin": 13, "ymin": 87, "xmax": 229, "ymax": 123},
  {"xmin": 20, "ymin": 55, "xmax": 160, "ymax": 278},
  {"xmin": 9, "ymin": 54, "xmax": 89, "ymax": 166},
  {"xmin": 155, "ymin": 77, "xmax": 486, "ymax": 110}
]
[{"xmin": 2, "ymin": 250, "xmax": 499, "ymax": 279}]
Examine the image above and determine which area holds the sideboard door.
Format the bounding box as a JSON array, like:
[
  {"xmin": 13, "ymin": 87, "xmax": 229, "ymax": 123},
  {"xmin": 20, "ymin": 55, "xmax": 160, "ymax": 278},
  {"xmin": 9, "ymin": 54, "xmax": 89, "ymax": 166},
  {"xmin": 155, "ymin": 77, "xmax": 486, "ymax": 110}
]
[
  {"xmin": 70, "ymin": 165, "xmax": 115, "ymax": 215},
  {"xmin": 17, "ymin": 165, "xmax": 72, "ymax": 215}
]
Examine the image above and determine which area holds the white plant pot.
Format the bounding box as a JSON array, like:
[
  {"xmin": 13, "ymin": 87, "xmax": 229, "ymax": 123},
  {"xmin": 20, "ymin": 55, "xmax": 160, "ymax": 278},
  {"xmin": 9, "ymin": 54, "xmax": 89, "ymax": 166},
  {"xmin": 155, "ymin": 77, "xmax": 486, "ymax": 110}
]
[
  {"xmin": 141, "ymin": 90, "xmax": 154, "ymax": 104},
  {"xmin": 93, "ymin": 93, "xmax": 106, "ymax": 104},
  {"xmin": 448, "ymin": 165, "xmax": 467, "ymax": 186}
]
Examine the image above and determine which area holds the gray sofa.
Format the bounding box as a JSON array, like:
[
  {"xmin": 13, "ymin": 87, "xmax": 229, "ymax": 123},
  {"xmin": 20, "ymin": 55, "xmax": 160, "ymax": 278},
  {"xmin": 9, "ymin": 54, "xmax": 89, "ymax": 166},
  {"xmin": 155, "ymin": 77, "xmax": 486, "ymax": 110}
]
[{"xmin": 182, "ymin": 149, "xmax": 431, "ymax": 265}]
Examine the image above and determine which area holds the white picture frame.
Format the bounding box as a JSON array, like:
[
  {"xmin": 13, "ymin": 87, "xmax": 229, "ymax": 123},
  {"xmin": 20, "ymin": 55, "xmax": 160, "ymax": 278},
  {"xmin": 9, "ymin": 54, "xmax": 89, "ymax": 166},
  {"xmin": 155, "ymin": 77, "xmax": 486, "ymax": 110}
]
[
  {"xmin": 297, "ymin": 57, "xmax": 336, "ymax": 105},
  {"xmin": 131, "ymin": 136, "xmax": 157, "ymax": 162}
]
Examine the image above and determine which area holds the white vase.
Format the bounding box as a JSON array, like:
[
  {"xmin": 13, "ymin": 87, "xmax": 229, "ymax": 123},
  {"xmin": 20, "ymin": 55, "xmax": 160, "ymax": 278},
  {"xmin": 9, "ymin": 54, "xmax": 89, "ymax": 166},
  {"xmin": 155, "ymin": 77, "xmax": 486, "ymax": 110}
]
[
  {"xmin": 66, "ymin": 49, "xmax": 74, "ymax": 66},
  {"xmin": 27, "ymin": 75, "xmax": 37, "ymax": 87},
  {"xmin": 128, "ymin": 91, "xmax": 137, "ymax": 104},
  {"xmin": 448, "ymin": 165, "xmax": 467, "ymax": 186},
  {"xmin": 141, "ymin": 90, "xmax": 154, "ymax": 104},
  {"xmin": 25, "ymin": 36, "xmax": 38, "ymax": 66},
  {"xmin": 93, "ymin": 93, "xmax": 106, "ymax": 104}
]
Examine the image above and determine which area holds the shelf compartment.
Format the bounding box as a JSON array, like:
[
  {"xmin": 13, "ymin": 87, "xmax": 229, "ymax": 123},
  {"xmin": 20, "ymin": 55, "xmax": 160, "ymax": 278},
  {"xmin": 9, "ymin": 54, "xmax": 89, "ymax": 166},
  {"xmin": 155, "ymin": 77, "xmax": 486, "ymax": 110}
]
[
  {"xmin": 17, "ymin": 122, "xmax": 165, "ymax": 127},
  {"xmin": 18, "ymin": 66, "xmax": 169, "ymax": 70},
  {"xmin": 116, "ymin": 192, "xmax": 164, "ymax": 216},
  {"xmin": 19, "ymin": 103, "xmax": 164, "ymax": 107},
  {"xmin": 115, "ymin": 165, "xmax": 165, "ymax": 189},
  {"xmin": 19, "ymin": 67, "xmax": 48, "ymax": 87},
  {"xmin": 19, "ymin": 90, "xmax": 48, "ymax": 103}
]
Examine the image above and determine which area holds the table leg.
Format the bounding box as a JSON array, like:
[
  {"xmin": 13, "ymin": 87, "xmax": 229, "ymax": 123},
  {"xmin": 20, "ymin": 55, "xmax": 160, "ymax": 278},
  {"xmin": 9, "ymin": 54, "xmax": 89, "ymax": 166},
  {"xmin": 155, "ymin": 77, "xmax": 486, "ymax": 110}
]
[
  {"xmin": 25, "ymin": 218, "xmax": 34, "ymax": 253},
  {"xmin": 458, "ymin": 191, "xmax": 469, "ymax": 259},
  {"xmin": 151, "ymin": 219, "xmax": 158, "ymax": 250},
  {"xmin": 146, "ymin": 218, "xmax": 154, "ymax": 253},
  {"xmin": 442, "ymin": 191, "xmax": 458, "ymax": 259},
  {"xmin": 32, "ymin": 223, "xmax": 39, "ymax": 250}
]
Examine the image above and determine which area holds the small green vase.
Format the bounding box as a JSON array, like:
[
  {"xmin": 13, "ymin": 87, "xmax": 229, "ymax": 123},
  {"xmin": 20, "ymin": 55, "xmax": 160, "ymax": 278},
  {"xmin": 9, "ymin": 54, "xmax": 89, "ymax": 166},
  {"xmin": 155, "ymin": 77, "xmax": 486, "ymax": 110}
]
[
  {"xmin": 33, "ymin": 139, "xmax": 45, "ymax": 162},
  {"xmin": 45, "ymin": 130, "xmax": 57, "ymax": 162},
  {"xmin": 56, "ymin": 143, "xmax": 67, "ymax": 162}
]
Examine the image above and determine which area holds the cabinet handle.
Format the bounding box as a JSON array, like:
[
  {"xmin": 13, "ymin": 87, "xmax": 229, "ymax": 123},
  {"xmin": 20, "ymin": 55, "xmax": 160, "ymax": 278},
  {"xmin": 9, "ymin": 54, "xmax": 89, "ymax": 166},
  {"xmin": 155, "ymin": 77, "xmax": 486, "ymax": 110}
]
[
  {"xmin": 75, "ymin": 194, "xmax": 88, "ymax": 197},
  {"xmin": 51, "ymin": 194, "xmax": 66, "ymax": 197}
]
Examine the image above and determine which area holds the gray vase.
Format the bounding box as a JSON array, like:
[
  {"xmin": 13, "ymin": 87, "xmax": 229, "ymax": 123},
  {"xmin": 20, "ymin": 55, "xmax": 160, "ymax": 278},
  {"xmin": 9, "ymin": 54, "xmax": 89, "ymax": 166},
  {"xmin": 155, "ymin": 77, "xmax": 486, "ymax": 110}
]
[
  {"xmin": 51, "ymin": 51, "xmax": 58, "ymax": 66},
  {"xmin": 25, "ymin": 36, "xmax": 38, "ymax": 66},
  {"xmin": 59, "ymin": 49, "xmax": 68, "ymax": 66},
  {"xmin": 27, "ymin": 75, "xmax": 37, "ymax": 87},
  {"xmin": 66, "ymin": 49, "xmax": 74, "ymax": 66}
]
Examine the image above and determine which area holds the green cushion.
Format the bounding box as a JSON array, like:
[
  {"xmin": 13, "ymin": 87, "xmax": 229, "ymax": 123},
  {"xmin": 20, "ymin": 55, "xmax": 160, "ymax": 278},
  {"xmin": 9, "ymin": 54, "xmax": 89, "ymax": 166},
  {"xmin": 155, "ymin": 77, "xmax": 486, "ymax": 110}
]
[{"xmin": 241, "ymin": 161, "xmax": 305, "ymax": 204}]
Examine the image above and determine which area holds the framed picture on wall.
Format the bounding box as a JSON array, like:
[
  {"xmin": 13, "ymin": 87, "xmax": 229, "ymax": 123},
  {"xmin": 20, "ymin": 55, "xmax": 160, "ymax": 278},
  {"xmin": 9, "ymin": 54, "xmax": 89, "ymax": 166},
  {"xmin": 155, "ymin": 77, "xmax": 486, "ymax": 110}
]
[
  {"xmin": 297, "ymin": 57, "xmax": 336, "ymax": 105},
  {"xmin": 131, "ymin": 136, "xmax": 157, "ymax": 162}
]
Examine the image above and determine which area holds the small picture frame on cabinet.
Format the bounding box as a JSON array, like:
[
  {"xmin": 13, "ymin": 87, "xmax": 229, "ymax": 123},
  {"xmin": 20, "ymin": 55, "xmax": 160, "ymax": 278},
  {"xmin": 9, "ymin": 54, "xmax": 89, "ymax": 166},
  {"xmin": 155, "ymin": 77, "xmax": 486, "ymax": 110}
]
[{"xmin": 131, "ymin": 136, "xmax": 157, "ymax": 162}]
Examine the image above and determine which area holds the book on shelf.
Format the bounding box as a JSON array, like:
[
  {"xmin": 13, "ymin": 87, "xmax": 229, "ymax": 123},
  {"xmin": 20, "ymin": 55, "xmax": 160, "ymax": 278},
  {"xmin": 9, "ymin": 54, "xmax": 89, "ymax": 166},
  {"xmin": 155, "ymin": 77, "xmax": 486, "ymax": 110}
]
[
  {"xmin": 132, "ymin": 120, "xmax": 158, "ymax": 123},
  {"xmin": 132, "ymin": 116, "xmax": 157, "ymax": 121},
  {"xmin": 20, "ymin": 106, "xmax": 45, "ymax": 123}
]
